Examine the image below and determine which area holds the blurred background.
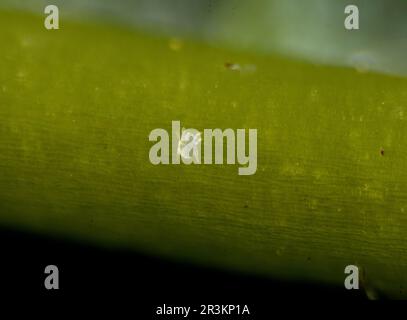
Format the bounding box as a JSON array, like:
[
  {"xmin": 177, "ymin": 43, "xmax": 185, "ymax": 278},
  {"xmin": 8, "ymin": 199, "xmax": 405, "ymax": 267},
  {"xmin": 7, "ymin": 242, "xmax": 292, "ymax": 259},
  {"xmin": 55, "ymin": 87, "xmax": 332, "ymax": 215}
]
[{"xmin": 1, "ymin": 0, "xmax": 407, "ymax": 76}]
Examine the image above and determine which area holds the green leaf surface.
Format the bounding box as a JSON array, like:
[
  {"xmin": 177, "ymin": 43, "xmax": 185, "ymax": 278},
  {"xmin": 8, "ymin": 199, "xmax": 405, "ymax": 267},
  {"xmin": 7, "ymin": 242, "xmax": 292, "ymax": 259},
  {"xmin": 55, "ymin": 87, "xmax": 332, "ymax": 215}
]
[{"xmin": 1, "ymin": 10, "xmax": 407, "ymax": 298}]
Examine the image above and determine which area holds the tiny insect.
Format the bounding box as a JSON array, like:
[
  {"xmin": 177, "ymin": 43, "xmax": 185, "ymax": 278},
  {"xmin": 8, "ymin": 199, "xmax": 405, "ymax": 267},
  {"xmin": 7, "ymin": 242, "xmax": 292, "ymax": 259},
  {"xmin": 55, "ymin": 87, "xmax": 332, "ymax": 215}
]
[
  {"xmin": 380, "ymin": 149, "xmax": 384, "ymax": 156},
  {"xmin": 177, "ymin": 128, "xmax": 201, "ymax": 162}
]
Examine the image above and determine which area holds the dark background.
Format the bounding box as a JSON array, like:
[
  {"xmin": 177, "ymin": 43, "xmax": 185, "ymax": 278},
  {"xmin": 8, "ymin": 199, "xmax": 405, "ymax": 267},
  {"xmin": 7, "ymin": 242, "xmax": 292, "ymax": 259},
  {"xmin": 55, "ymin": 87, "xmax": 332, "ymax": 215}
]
[{"xmin": 1, "ymin": 226, "xmax": 367, "ymax": 316}]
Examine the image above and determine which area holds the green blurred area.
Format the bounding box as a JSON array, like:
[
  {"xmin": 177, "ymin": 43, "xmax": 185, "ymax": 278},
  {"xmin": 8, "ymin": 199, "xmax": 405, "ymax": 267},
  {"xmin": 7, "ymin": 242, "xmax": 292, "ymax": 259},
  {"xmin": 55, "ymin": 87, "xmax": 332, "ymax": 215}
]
[{"xmin": 1, "ymin": 0, "xmax": 407, "ymax": 76}]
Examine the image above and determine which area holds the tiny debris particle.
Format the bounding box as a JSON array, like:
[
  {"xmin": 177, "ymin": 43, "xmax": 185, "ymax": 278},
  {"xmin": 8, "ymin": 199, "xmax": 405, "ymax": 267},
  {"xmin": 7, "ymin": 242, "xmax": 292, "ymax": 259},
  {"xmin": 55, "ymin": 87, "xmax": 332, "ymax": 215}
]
[
  {"xmin": 225, "ymin": 62, "xmax": 241, "ymax": 71},
  {"xmin": 380, "ymin": 149, "xmax": 384, "ymax": 156},
  {"xmin": 224, "ymin": 62, "xmax": 257, "ymax": 73}
]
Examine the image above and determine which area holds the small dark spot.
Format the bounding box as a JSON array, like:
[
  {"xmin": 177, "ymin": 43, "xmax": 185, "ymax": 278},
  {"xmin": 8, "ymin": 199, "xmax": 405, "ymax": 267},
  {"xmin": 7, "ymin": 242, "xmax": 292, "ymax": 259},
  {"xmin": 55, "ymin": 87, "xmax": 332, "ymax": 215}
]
[
  {"xmin": 224, "ymin": 62, "xmax": 240, "ymax": 71},
  {"xmin": 380, "ymin": 149, "xmax": 384, "ymax": 156},
  {"xmin": 243, "ymin": 204, "xmax": 249, "ymax": 209},
  {"xmin": 307, "ymin": 257, "xmax": 311, "ymax": 262}
]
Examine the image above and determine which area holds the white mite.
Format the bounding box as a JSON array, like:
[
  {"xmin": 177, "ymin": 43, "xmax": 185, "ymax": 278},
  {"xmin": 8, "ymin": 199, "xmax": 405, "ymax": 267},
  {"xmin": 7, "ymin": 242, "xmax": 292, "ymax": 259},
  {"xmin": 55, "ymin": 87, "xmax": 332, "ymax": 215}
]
[{"xmin": 177, "ymin": 128, "xmax": 201, "ymax": 162}]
